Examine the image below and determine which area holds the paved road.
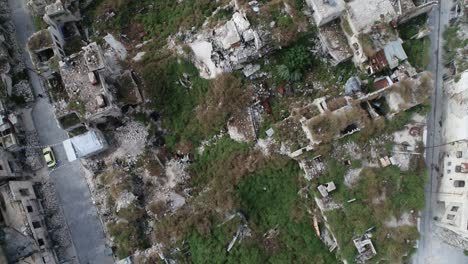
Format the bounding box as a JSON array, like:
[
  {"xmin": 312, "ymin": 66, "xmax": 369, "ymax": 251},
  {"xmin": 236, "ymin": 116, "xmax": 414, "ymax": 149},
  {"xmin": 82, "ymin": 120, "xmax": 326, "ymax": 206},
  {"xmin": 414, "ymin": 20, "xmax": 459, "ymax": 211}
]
[
  {"xmin": 412, "ymin": 1, "xmax": 468, "ymax": 263},
  {"xmin": 8, "ymin": 0, "xmax": 114, "ymax": 263}
]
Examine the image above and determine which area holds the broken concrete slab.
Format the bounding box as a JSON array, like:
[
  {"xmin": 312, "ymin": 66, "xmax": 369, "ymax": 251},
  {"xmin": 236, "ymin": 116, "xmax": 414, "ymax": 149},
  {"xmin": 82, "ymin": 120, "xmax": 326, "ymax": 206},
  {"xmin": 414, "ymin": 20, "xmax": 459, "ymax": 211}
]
[
  {"xmin": 318, "ymin": 181, "xmax": 336, "ymax": 197},
  {"xmin": 104, "ymin": 34, "xmax": 127, "ymax": 60}
]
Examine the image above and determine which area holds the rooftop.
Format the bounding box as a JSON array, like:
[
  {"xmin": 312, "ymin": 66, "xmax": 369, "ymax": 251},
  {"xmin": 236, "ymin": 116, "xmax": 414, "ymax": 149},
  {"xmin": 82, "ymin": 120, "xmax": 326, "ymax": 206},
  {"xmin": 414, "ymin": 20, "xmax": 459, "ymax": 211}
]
[
  {"xmin": 374, "ymin": 76, "xmax": 393, "ymax": 90},
  {"xmin": 383, "ymin": 40, "xmax": 408, "ymax": 69},
  {"xmin": 346, "ymin": 0, "xmax": 398, "ymax": 34},
  {"xmin": 63, "ymin": 130, "xmax": 108, "ymax": 161},
  {"xmin": 368, "ymin": 50, "xmax": 388, "ymax": 75},
  {"xmin": 436, "ymin": 141, "xmax": 468, "ymax": 239},
  {"xmin": 306, "ymin": 0, "xmax": 346, "ymax": 26}
]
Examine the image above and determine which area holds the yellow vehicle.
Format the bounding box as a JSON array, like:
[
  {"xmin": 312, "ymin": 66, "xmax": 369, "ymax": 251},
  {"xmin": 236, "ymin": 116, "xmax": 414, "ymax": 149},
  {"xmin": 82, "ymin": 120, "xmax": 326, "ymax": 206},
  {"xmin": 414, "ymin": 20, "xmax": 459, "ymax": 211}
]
[{"xmin": 43, "ymin": 147, "xmax": 56, "ymax": 168}]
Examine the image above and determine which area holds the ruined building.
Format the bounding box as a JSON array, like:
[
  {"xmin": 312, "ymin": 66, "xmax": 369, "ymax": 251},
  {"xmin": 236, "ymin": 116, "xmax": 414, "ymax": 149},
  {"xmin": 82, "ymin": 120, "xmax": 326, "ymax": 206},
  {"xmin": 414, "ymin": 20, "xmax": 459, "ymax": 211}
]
[
  {"xmin": 353, "ymin": 233, "xmax": 377, "ymax": 263},
  {"xmin": 27, "ymin": 0, "xmax": 86, "ymax": 71},
  {"xmin": 306, "ymin": 0, "xmax": 436, "ymax": 65},
  {"xmin": 0, "ymin": 181, "xmax": 57, "ymax": 264},
  {"xmin": 57, "ymin": 42, "xmax": 120, "ymax": 123},
  {"xmin": 43, "ymin": 0, "xmax": 82, "ymax": 58},
  {"xmin": 296, "ymin": 71, "xmax": 431, "ymax": 147},
  {"xmin": 27, "ymin": 1, "xmax": 141, "ymax": 129},
  {"xmin": 0, "ymin": 149, "xmax": 21, "ymax": 179},
  {"xmin": 189, "ymin": 11, "xmax": 271, "ymax": 79}
]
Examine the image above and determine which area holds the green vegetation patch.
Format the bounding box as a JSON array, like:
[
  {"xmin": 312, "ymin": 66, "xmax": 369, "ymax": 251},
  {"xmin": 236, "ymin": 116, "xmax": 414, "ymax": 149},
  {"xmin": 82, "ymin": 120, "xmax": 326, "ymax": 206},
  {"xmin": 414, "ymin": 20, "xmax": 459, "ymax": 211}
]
[
  {"xmin": 111, "ymin": 206, "xmax": 148, "ymax": 257},
  {"xmin": 152, "ymin": 141, "xmax": 337, "ymax": 263},
  {"xmin": 141, "ymin": 55, "xmax": 209, "ymax": 151},
  {"xmin": 238, "ymin": 160, "xmax": 300, "ymax": 230},
  {"xmin": 398, "ymin": 15, "xmax": 430, "ymax": 70},
  {"xmin": 403, "ymin": 37, "xmax": 431, "ymax": 71},
  {"xmin": 33, "ymin": 15, "xmax": 48, "ymax": 31},
  {"xmin": 183, "ymin": 159, "xmax": 337, "ymax": 263},
  {"xmin": 86, "ymin": 0, "xmax": 225, "ymax": 45},
  {"xmin": 443, "ymin": 24, "xmax": 468, "ymax": 72},
  {"xmin": 68, "ymin": 126, "xmax": 88, "ymax": 137},
  {"xmin": 189, "ymin": 137, "xmax": 251, "ymax": 188},
  {"xmin": 323, "ymin": 158, "xmax": 426, "ymax": 262},
  {"xmin": 58, "ymin": 113, "xmax": 81, "ymax": 129},
  {"xmin": 275, "ymin": 45, "xmax": 312, "ymax": 82},
  {"xmin": 68, "ymin": 99, "xmax": 86, "ymax": 116},
  {"xmin": 188, "ymin": 220, "xmax": 265, "ymax": 264}
]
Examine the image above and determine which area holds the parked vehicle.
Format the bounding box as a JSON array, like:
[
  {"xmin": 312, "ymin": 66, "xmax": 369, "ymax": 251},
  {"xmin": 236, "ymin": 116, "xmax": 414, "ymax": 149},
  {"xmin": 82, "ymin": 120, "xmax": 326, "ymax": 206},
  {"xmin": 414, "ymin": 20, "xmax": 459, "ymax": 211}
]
[{"xmin": 43, "ymin": 147, "xmax": 56, "ymax": 168}]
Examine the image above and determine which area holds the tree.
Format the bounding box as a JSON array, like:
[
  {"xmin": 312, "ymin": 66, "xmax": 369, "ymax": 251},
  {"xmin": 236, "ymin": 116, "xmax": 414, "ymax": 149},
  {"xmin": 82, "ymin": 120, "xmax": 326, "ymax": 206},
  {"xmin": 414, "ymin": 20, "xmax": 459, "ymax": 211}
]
[
  {"xmin": 284, "ymin": 45, "xmax": 312, "ymax": 72},
  {"xmin": 275, "ymin": 45, "xmax": 312, "ymax": 82}
]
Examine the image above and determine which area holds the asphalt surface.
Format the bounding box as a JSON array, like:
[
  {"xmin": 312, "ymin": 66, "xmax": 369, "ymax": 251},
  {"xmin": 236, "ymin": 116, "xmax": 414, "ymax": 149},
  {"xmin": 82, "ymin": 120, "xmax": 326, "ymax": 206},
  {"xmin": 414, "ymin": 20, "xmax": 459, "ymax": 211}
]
[
  {"xmin": 8, "ymin": 0, "xmax": 114, "ymax": 263},
  {"xmin": 412, "ymin": 1, "xmax": 468, "ymax": 263}
]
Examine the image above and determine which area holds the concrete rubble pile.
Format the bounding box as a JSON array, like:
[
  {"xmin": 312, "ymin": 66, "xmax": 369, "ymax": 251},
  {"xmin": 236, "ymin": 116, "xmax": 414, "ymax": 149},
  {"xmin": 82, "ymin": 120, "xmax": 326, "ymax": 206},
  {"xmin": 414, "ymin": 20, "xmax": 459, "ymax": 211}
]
[
  {"xmin": 107, "ymin": 121, "xmax": 149, "ymax": 163},
  {"xmin": 188, "ymin": 11, "xmax": 271, "ymax": 79},
  {"xmin": 116, "ymin": 190, "xmax": 137, "ymax": 212},
  {"xmin": 299, "ymin": 157, "xmax": 326, "ymax": 180},
  {"xmin": 13, "ymin": 81, "xmax": 35, "ymax": 103},
  {"xmin": 37, "ymin": 182, "xmax": 75, "ymax": 260},
  {"xmin": 23, "ymin": 131, "xmax": 43, "ymax": 171}
]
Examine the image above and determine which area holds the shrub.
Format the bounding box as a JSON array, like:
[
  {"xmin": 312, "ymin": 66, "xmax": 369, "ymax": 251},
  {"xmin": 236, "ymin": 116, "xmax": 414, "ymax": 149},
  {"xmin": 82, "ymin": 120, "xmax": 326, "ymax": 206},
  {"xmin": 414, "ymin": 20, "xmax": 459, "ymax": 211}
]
[
  {"xmin": 196, "ymin": 74, "xmax": 252, "ymax": 134},
  {"xmin": 188, "ymin": 224, "xmax": 265, "ymax": 264},
  {"xmin": 108, "ymin": 221, "xmax": 149, "ymax": 259}
]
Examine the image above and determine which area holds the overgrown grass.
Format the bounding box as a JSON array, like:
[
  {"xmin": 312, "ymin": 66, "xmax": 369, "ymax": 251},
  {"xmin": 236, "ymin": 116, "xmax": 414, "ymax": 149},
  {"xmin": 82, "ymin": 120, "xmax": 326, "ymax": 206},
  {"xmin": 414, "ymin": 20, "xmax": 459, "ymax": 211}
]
[
  {"xmin": 188, "ymin": 220, "xmax": 265, "ymax": 264},
  {"xmin": 189, "ymin": 137, "xmax": 251, "ymax": 187},
  {"xmin": 101, "ymin": 170, "xmax": 150, "ymax": 259},
  {"xmin": 324, "ymin": 159, "xmax": 426, "ymax": 263},
  {"xmin": 313, "ymin": 159, "xmax": 349, "ymax": 203},
  {"xmin": 183, "ymin": 159, "xmax": 338, "ymax": 263},
  {"xmin": 32, "ymin": 15, "xmax": 48, "ymax": 30},
  {"xmin": 108, "ymin": 220, "xmax": 149, "ymax": 259},
  {"xmin": 399, "ymin": 15, "xmax": 431, "ymax": 70},
  {"xmin": 68, "ymin": 99, "xmax": 86, "ymax": 116},
  {"xmin": 141, "ymin": 56, "xmax": 209, "ymax": 151},
  {"xmin": 403, "ymin": 37, "xmax": 431, "ymax": 70},
  {"xmin": 239, "ymin": 160, "xmax": 300, "ymax": 230},
  {"xmin": 68, "ymin": 126, "xmax": 88, "ymax": 137},
  {"xmin": 58, "ymin": 113, "xmax": 81, "ymax": 129},
  {"xmin": 238, "ymin": 159, "xmax": 338, "ymax": 263},
  {"xmin": 85, "ymin": 0, "xmax": 225, "ymax": 45}
]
